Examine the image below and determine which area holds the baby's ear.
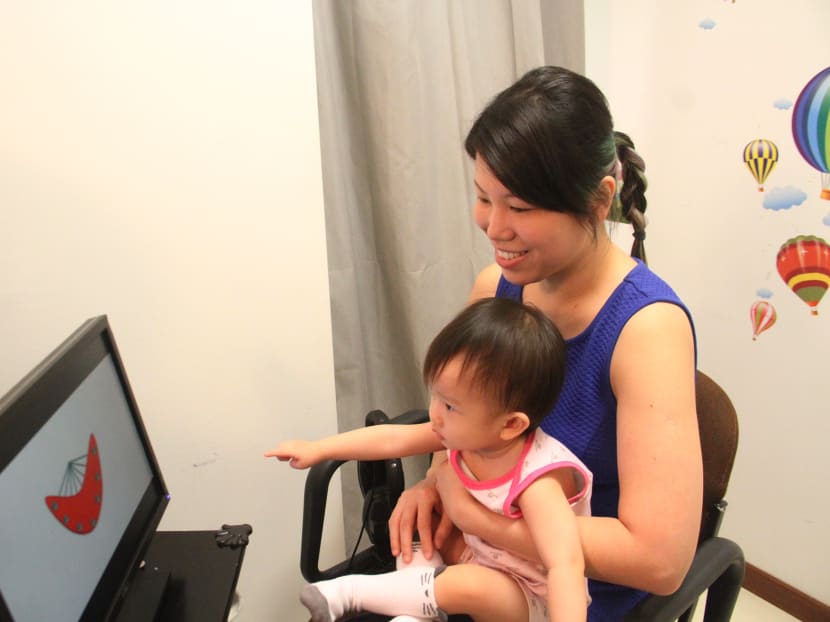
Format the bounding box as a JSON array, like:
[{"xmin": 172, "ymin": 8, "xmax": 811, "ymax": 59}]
[{"xmin": 500, "ymin": 412, "xmax": 530, "ymax": 440}]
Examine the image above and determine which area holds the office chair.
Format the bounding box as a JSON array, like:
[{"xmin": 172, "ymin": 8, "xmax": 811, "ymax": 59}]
[{"xmin": 299, "ymin": 370, "xmax": 744, "ymax": 622}]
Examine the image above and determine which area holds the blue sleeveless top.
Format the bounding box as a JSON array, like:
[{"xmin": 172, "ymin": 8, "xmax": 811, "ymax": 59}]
[{"xmin": 496, "ymin": 260, "xmax": 695, "ymax": 621}]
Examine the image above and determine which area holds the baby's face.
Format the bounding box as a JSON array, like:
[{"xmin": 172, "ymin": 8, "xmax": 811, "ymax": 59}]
[{"xmin": 427, "ymin": 356, "xmax": 505, "ymax": 451}]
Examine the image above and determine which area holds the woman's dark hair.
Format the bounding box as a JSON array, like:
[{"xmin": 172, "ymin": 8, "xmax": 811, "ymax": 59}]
[
  {"xmin": 423, "ymin": 297, "xmax": 566, "ymax": 430},
  {"xmin": 464, "ymin": 66, "xmax": 648, "ymax": 262}
]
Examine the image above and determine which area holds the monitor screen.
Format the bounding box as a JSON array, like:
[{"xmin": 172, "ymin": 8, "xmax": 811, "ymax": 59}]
[{"xmin": 0, "ymin": 316, "xmax": 169, "ymax": 622}]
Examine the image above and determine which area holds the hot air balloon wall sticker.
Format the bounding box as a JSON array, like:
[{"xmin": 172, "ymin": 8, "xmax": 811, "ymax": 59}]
[
  {"xmin": 750, "ymin": 300, "xmax": 777, "ymax": 340},
  {"xmin": 792, "ymin": 66, "xmax": 830, "ymax": 201},
  {"xmin": 776, "ymin": 235, "xmax": 830, "ymax": 316},
  {"xmin": 743, "ymin": 139, "xmax": 779, "ymax": 192}
]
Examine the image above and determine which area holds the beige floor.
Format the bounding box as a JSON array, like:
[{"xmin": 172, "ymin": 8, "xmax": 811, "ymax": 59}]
[{"xmin": 691, "ymin": 588, "xmax": 799, "ymax": 621}]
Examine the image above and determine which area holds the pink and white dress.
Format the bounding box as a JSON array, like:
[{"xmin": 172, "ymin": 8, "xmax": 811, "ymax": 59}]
[{"xmin": 449, "ymin": 428, "xmax": 593, "ymax": 622}]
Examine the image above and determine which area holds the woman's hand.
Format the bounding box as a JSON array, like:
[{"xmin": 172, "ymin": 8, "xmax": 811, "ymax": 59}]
[{"xmin": 388, "ymin": 471, "xmax": 453, "ymax": 563}]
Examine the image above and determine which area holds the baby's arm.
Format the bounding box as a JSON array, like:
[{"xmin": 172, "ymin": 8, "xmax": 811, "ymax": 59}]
[
  {"xmin": 264, "ymin": 422, "xmax": 442, "ymax": 469},
  {"xmin": 518, "ymin": 469, "xmax": 587, "ymax": 622}
]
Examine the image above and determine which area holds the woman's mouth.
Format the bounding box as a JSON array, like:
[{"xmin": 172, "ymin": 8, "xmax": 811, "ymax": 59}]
[
  {"xmin": 497, "ymin": 249, "xmax": 526, "ymax": 260},
  {"xmin": 496, "ymin": 248, "xmax": 527, "ymax": 267}
]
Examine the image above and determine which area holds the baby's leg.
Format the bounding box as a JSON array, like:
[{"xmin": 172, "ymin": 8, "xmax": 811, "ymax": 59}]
[
  {"xmin": 434, "ymin": 564, "xmax": 529, "ymax": 622},
  {"xmin": 300, "ymin": 566, "xmax": 445, "ymax": 622}
]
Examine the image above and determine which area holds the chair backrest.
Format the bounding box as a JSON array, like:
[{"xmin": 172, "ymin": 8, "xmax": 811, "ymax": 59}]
[{"xmin": 695, "ymin": 370, "xmax": 739, "ymax": 542}]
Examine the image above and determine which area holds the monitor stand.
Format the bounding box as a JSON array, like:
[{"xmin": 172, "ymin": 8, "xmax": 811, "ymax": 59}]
[
  {"xmin": 112, "ymin": 526, "xmax": 249, "ymax": 622},
  {"xmin": 113, "ymin": 562, "xmax": 171, "ymax": 622}
]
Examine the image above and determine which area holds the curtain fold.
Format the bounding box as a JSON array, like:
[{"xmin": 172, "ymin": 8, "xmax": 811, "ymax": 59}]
[{"xmin": 312, "ymin": 0, "xmax": 584, "ymax": 551}]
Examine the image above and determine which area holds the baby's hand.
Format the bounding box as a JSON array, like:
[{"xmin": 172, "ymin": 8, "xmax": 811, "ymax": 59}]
[{"xmin": 263, "ymin": 440, "xmax": 321, "ymax": 469}]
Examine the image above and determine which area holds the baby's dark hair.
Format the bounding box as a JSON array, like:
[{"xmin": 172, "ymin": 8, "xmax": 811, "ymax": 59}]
[
  {"xmin": 464, "ymin": 65, "xmax": 649, "ymax": 262},
  {"xmin": 423, "ymin": 297, "xmax": 567, "ymax": 430}
]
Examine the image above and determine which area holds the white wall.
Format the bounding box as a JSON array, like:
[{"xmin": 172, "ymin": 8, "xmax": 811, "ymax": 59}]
[
  {"xmin": 0, "ymin": 3, "xmax": 342, "ymax": 620},
  {"xmin": 587, "ymin": 0, "xmax": 829, "ymax": 604}
]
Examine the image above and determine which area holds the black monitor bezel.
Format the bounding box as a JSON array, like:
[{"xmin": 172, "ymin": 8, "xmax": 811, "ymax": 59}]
[{"xmin": 0, "ymin": 316, "xmax": 170, "ymax": 622}]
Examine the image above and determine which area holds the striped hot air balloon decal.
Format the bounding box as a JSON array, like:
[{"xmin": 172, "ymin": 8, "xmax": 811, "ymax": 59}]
[
  {"xmin": 742, "ymin": 139, "xmax": 778, "ymax": 192},
  {"xmin": 792, "ymin": 66, "xmax": 830, "ymax": 200},
  {"xmin": 776, "ymin": 235, "xmax": 830, "ymax": 316}
]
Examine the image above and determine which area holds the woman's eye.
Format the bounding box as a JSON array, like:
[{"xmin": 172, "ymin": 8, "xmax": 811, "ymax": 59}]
[
  {"xmin": 509, "ymin": 205, "xmax": 532, "ymax": 213},
  {"xmin": 476, "ymin": 196, "xmax": 491, "ymax": 205}
]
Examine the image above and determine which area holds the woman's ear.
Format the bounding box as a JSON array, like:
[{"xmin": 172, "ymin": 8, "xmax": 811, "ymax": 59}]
[
  {"xmin": 500, "ymin": 412, "xmax": 531, "ymax": 441},
  {"xmin": 595, "ymin": 175, "xmax": 616, "ymax": 221}
]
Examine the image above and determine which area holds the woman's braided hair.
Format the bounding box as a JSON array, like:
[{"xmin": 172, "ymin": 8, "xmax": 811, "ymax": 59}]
[{"xmin": 613, "ymin": 131, "xmax": 648, "ymax": 263}]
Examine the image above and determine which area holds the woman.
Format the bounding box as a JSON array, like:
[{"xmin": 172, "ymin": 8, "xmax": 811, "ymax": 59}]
[{"xmin": 388, "ymin": 66, "xmax": 702, "ymax": 621}]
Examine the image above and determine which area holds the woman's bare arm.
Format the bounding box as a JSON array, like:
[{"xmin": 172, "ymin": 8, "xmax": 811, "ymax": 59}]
[
  {"xmin": 580, "ymin": 302, "xmax": 700, "ymax": 593},
  {"xmin": 467, "ymin": 262, "xmax": 501, "ymax": 302}
]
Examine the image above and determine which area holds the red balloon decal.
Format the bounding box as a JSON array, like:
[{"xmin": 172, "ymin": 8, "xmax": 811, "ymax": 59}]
[{"xmin": 776, "ymin": 235, "xmax": 830, "ymax": 315}]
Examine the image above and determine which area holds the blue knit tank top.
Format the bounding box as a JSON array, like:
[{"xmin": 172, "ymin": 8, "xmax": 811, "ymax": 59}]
[{"xmin": 496, "ymin": 260, "xmax": 695, "ymax": 621}]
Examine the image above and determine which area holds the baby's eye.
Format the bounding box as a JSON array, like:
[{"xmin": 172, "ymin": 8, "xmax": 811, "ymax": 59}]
[{"xmin": 444, "ymin": 402, "xmax": 455, "ymax": 412}]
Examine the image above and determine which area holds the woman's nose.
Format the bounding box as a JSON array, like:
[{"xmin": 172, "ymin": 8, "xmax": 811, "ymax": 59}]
[{"xmin": 485, "ymin": 205, "xmax": 512, "ymax": 240}]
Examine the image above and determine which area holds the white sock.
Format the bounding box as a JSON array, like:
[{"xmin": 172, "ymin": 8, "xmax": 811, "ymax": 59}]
[
  {"xmin": 390, "ymin": 544, "xmax": 444, "ymax": 622},
  {"xmin": 300, "ymin": 566, "xmax": 446, "ymax": 622},
  {"xmin": 396, "ymin": 542, "xmax": 444, "ymax": 570}
]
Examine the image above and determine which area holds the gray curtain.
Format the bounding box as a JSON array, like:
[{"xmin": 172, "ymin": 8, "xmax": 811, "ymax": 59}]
[{"xmin": 312, "ymin": 0, "xmax": 585, "ymax": 551}]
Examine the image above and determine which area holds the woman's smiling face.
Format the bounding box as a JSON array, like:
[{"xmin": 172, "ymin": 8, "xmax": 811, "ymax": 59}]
[{"xmin": 472, "ymin": 155, "xmax": 599, "ymax": 286}]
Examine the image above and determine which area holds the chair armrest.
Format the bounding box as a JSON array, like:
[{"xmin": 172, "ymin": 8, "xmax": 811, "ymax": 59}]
[
  {"xmin": 300, "ymin": 458, "xmax": 344, "ymax": 582},
  {"xmin": 623, "ymin": 537, "xmax": 745, "ymax": 622},
  {"xmin": 300, "ymin": 409, "xmax": 429, "ymax": 583}
]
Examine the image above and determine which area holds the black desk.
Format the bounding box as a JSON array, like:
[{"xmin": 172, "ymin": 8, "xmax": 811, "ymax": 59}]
[{"xmin": 115, "ymin": 529, "xmax": 248, "ymax": 622}]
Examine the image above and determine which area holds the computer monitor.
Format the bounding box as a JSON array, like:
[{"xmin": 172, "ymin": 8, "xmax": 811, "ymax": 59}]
[{"xmin": 0, "ymin": 316, "xmax": 170, "ymax": 622}]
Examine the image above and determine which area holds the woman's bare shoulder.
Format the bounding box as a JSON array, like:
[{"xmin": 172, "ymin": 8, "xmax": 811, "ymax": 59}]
[{"xmin": 468, "ymin": 263, "xmax": 502, "ymax": 302}]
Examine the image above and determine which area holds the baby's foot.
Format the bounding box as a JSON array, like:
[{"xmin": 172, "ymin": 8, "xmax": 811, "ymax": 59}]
[{"xmin": 300, "ymin": 580, "xmax": 352, "ymax": 622}]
